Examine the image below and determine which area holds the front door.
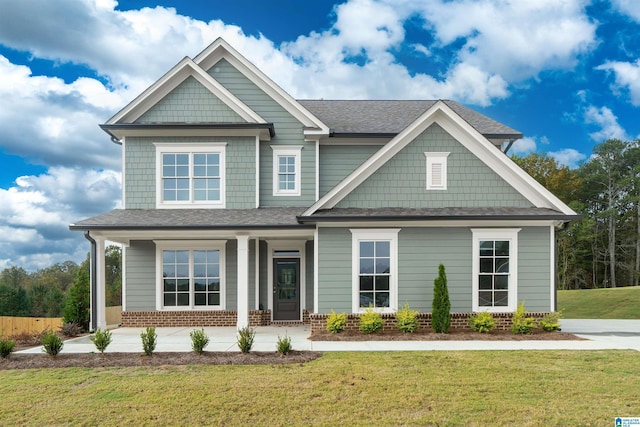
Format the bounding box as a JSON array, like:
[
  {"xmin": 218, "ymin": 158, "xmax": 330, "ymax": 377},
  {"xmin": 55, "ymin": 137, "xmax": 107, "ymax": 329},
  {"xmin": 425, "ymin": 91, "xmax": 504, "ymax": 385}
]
[{"xmin": 273, "ymin": 258, "xmax": 300, "ymax": 321}]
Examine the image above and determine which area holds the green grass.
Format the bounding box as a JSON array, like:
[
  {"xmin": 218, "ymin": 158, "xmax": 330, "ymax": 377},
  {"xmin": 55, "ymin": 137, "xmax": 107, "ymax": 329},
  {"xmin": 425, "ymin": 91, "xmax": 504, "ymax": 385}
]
[
  {"xmin": 558, "ymin": 286, "xmax": 640, "ymax": 318},
  {"xmin": 1, "ymin": 351, "xmax": 639, "ymax": 426}
]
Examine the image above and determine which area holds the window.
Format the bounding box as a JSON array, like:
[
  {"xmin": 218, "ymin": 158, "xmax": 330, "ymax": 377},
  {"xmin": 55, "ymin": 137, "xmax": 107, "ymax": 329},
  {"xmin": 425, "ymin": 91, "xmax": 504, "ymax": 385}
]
[
  {"xmin": 425, "ymin": 152, "xmax": 450, "ymax": 190},
  {"xmin": 155, "ymin": 241, "xmax": 226, "ymax": 310},
  {"xmin": 351, "ymin": 229, "xmax": 399, "ymax": 313},
  {"xmin": 155, "ymin": 143, "xmax": 226, "ymax": 207},
  {"xmin": 472, "ymin": 229, "xmax": 519, "ymax": 312},
  {"xmin": 272, "ymin": 146, "xmax": 302, "ymax": 196}
]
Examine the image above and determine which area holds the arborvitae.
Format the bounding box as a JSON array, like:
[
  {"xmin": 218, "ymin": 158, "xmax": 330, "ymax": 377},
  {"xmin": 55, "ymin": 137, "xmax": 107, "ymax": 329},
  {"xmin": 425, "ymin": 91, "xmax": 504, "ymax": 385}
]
[{"xmin": 431, "ymin": 264, "xmax": 451, "ymax": 333}]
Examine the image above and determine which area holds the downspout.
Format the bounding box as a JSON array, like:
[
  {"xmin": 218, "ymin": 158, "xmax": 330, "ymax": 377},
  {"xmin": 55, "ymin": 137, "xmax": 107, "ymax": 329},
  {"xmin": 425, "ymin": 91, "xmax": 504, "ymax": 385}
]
[
  {"xmin": 110, "ymin": 136, "xmax": 123, "ymax": 146},
  {"xmin": 84, "ymin": 231, "xmax": 98, "ymax": 332},
  {"xmin": 503, "ymin": 139, "xmax": 516, "ymax": 154}
]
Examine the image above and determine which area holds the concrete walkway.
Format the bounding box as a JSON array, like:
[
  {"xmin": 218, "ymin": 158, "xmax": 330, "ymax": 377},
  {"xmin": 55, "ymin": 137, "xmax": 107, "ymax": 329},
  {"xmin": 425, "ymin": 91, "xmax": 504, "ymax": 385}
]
[{"xmin": 17, "ymin": 319, "xmax": 640, "ymax": 354}]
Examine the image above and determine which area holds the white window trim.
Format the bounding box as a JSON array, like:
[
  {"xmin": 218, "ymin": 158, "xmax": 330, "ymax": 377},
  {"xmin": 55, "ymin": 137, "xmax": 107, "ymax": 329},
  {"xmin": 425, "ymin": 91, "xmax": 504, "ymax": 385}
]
[
  {"xmin": 271, "ymin": 145, "xmax": 302, "ymax": 196},
  {"xmin": 155, "ymin": 143, "xmax": 227, "ymax": 208},
  {"xmin": 471, "ymin": 229, "xmax": 520, "ymax": 312},
  {"xmin": 350, "ymin": 229, "xmax": 400, "ymax": 314},
  {"xmin": 154, "ymin": 240, "xmax": 227, "ymax": 311},
  {"xmin": 425, "ymin": 152, "xmax": 450, "ymax": 190}
]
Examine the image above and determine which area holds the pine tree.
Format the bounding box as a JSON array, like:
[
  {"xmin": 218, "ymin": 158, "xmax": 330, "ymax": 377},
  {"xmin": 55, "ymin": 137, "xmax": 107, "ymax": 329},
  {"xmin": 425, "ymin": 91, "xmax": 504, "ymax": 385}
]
[
  {"xmin": 432, "ymin": 264, "xmax": 451, "ymax": 333},
  {"xmin": 62, "ymin": 260, "xmax": 90, "ymax": 331}
]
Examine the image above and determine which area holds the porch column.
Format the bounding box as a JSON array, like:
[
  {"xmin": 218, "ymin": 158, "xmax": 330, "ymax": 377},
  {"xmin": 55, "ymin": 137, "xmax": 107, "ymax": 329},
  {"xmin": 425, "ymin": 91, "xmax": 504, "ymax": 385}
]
[
  {"xmin": 91, "ymin": 236, "xmax": 107, "ymax": 330},
  {"xmin": 236, "ymin": 235, "xmax": 250, "ymax": 329}
]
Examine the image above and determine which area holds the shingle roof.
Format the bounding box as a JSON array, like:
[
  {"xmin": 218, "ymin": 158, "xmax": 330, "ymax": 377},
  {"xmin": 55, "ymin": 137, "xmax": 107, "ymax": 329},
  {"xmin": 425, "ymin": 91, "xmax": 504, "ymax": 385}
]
[
  {"xmin": 298, "ymin": 99, "xmax": 522, "ymax": 139},
  {"xmin": 70, "ymin": 208, "xmax": 310, "ymax": 230}
]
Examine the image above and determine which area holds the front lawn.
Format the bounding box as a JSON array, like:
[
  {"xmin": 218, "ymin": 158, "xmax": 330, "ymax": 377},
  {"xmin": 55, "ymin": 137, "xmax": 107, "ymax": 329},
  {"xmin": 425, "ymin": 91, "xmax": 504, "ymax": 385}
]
[
  {"xmin": 1, "ymin": 351, "xmax": 638, "ymax": 426},
  {"xmin": 558, "ymin": 286, "xmax": 640, "ymax": 318}
]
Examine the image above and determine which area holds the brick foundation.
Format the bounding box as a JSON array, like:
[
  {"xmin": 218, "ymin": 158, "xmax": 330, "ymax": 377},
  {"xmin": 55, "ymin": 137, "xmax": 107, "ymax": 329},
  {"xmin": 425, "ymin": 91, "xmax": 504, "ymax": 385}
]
[
  {"xmin": 121, "ymin": 310, "xmax": 273, "ymax": 328},
  {"xmin": 309, "ymin": 311, "xmax": 551, "ymax": 334}
]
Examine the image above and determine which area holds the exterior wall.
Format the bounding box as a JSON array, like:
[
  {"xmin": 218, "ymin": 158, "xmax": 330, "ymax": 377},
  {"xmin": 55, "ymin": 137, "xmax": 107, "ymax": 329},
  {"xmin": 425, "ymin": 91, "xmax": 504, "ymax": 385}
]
[
  {"xmin": 319, "ymin": 144, "xmax": 380, "ymax": 197},
  {"xmin": 124, "ymin": 136, "xmax": 256, "ymax": 209},
  {"xmin": 259, "ymin": 240, "xmax": 268, "ymax": 309},
  {"xmin": 305, "ymin": 240, "xmax": 314, "ymax": 310},
  {"xmin": 121, "ymin": 310, "xmax": 272, "ymax": 327},
  {"xmin": 135, "ymin": 76, "xmax": 245, "ymax": 123},
  {"xmin": 336, "ymin": 124, "xmax": 533, "ymax": 208},
  {"xmin": 225, "ymin": 239, "xmax": 238, "ymax": 310},
  {"xmin": 125, "ymin": 241, "xmax": 156, "ymax": 311},
  {"xmin": 316, "ymin": 226, "xmax": 552, "ymax": 314},
  {"xmin": 209, "ymin": 59, "xmax": 316, "ymax": 207}
]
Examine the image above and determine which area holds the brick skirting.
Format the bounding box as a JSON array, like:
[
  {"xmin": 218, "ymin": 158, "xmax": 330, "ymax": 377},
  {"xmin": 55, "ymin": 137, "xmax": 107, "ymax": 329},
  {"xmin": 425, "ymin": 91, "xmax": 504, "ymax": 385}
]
[
  {"xmin": 121, "ymin": 310, "xmax": 273, "ymax": 328},
  {"xmin": 309, "ymin": 311, "xmax": 551, "ymax": 334}
]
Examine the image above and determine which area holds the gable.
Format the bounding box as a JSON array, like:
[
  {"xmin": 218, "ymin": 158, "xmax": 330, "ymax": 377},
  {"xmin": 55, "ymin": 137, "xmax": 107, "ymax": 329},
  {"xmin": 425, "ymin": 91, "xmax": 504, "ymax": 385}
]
[
  {"xmin": 335, "ymin": 123, "xmax": 533, "ymax": 209},
  {"xmin": 135, "ymin": 76, "xmax": 246, "ymax": 124}
]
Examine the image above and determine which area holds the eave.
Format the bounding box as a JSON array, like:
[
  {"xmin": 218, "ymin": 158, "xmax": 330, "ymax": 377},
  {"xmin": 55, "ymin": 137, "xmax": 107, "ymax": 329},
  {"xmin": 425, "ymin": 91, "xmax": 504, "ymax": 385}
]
[{"xmin": 100, "ymin": 123, "xmax": 274, "ymax": 141}]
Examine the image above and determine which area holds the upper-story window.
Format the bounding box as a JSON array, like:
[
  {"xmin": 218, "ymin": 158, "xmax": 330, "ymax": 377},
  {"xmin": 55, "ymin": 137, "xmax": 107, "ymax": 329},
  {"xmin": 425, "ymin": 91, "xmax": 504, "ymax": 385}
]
[
  {"xmin": 155, "ymin": 143, "xmax": 226, "ymax": 208},
  {"xmin": 424, "ymin": 152, "xmax": 450, "ymax": 190},
  {"xmin": 272, "ymin": 146, "xmax": 302, "ymax": 196}
]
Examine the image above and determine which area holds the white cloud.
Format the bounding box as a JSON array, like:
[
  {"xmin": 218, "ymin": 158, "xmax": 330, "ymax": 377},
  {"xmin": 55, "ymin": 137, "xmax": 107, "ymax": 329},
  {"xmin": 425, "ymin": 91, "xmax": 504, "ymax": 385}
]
[
  {"xmin": 548, "ymin": 148, "xmax": 587, "ymax": 168},
  {"xmin": 596, "ymin": 59, "xmax": 640, "ymax": 106},
  {"xmin": 611, "ymin": 0, "xmax": 640, "ymax": 22},
  {"xmin": 584, "ymin": 105, "xmax": 630, "ymax": 142},
  {"xmin": 510, "ymin": 137, "xmax": 537, "ymax": 155}
]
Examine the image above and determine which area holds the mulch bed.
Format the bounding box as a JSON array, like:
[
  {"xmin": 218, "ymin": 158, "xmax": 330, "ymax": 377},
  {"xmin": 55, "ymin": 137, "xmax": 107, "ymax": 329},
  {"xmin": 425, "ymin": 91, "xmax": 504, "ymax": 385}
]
[{"xmin": 309, "ymin": 329, "xmax": 583, "ymax": 341}]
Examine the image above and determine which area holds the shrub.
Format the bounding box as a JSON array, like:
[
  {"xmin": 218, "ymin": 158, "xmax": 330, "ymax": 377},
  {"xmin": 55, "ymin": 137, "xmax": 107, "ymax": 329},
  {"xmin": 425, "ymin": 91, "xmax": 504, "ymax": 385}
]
[
  {"xmin": 90, "ymin": 328, "xmax": 112, "ymax": 353},
  {"xmin": 237, "ymin": 326, "xmax": 255, "ymax": 354},
  {"xmin": 0, "ymin": 336, "xmax": 15, "ymax": 358},
  {"xmin": 190, "ymin": 329, "xmax": 210, "ymax": 354},
  {"xmin": 396, "ymin": 303, "xmax": 419, "ymax": 333},
  {"xmin": 540, "ymin": 311, "xmax": 563, "ymax": 332},
  {"xmin": 62, "ymin": 262, "xmax": 90, "ymax": 331},
  {"xmin": 60, "ymin": 322, "xmax": 83, "ymax": 337},
  {"xmin": 359, "ymin": 307, "xmax": 384, "ymax": 334},
  {"xmin": 42, "ymin": 330, "xmax": 63, "ymax": 356},
  {"xmin": 141, "ymin": 326, "xmax": 157, "ymax": 356},
  {"xmin": 469, "ymin": 312, "xmax": 497, "ymax": 333},
  {"xmin": 326, "ymin": 310, "xmax": 348, "ymax": 334},
  {"xmin": 511, "ymin": 302, "xmax": 537, "ymax": 335},
  {"xmin": 276, "ymin": 334, "xmax": 292, "ymax": 356},
  {"xmin": 432, "ymin": 264, "xmax": 451, "ymax": 333}
]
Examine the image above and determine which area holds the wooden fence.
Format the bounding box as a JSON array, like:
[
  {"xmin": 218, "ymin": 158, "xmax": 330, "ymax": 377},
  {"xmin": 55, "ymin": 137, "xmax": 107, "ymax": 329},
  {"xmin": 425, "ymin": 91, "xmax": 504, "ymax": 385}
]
[{"xmin": 0, "ymin": 316, "xmax": 63, "ymax": 338}]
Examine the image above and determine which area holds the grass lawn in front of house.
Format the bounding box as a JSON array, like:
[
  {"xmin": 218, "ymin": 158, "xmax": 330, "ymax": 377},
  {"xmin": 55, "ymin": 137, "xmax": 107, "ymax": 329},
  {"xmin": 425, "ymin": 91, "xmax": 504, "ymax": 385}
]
[{"xmin": 558, "ymin": 286, "xmax": 640, "ymax": 318}]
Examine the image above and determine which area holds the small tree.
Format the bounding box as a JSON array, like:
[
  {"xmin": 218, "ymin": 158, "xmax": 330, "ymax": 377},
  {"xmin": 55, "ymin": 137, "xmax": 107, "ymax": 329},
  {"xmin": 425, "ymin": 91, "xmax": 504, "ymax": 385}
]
[
  {"xmin": 431, "ymin": 264, "xmax": 451, "ymax": 333},
  {"xmin": 62, "ymin": 259, "xmax": 90, "ymax": 331}
]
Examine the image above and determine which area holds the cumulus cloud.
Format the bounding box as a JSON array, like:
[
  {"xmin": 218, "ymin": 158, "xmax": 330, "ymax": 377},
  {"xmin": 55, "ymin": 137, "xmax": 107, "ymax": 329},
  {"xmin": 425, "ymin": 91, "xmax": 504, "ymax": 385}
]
[
  {"xmin": 611, "ymin": 0, "xmax": 640, "ymax": 22},
  {"xmin": 596, "ymin": 59, "xmax": 640, "ymax": 106},
  {"xmin": 548, "ymin": 149, "xmax": 587, "ymax": 168},
  {"xmin": 509, "ymin": 137, "xmax": 538, "ymax": 155},
  {"xmin": 584, "ymin": 105, "xmax": 630, "ymax": 142}
]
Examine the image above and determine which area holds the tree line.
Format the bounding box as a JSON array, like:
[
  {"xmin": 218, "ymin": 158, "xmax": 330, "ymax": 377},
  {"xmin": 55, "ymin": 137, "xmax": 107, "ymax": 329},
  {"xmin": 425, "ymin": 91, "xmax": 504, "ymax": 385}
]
[
  {"xmin": 0, "ymin": 246, "xmax": 122, "ymax": 318},
  {"xmin": 513, "ymin": 138, "xmax": 640, "ymax": 290}
]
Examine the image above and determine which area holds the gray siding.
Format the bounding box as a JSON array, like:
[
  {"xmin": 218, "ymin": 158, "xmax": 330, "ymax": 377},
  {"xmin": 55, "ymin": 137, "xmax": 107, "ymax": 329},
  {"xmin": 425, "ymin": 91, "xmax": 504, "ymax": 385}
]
[
  {"xmin": 319, "ymin": 144, "xmax": 379, "ymax": 197},
  {"xmin": 225, "ymin": 239, "xmax": 237, "ymax": 310},
  {"xmin": 337, "ymin": 124, "xmax": 533, "ymax": 208},
  {"xmin": 125, "ymin": 241, "xmax": 156, "ymax": 311},
  {"xmin": 317, "ymin": 228, "xmax": 352, "ymax": 313},
  {"xmin": 209, "ymin": 59, "xmax": 316, "ymax": 206},
  {"xmin": 517, "ymin": 227, "xmax": 552, "ymax": 311},
  {"xmin": 135, "ymin": 76, "xmax": 245, "ymax": 123},
  {"xmin": 124, "ymin": 136, "xmax": 255, "ymax": 209},
  {"xmin": 305, "ymin": 240, "xmax": 314, "ymax": 310}
]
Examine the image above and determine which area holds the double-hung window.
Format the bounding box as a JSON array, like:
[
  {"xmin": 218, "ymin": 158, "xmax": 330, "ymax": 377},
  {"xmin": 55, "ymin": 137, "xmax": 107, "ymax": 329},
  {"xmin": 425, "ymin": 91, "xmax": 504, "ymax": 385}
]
[
  {"xmin": 156, "ymin": 241, "xmax": 226, "ymax": 310},
  {"xmin": 351, "ymin": 229, "xmax": 399, "ymax": 313},
  {"xmin": 155, "ymin": 143, "xmax": 226, "ymax": 207},
  {"xmin": 472, "ymin": 229, "xmax": 519, "ymax": 312},
  {"xmin": 272, "ymin": 146, "xmax": 302, "ymax": 196}
]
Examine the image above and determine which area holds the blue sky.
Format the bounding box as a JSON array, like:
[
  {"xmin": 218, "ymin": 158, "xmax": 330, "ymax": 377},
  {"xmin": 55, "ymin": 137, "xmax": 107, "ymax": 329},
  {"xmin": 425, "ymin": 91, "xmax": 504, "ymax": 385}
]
[{"xmin": 1, "ymin": 0, "xmax": 640, "ymax": 270}]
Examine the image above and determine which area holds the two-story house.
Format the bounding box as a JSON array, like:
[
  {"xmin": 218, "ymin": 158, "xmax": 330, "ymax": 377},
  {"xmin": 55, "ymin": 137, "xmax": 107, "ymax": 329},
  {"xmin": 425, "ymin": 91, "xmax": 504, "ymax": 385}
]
[{"xmin": 70, "ymin": 38, "xmax": 579, "ymax": 332}]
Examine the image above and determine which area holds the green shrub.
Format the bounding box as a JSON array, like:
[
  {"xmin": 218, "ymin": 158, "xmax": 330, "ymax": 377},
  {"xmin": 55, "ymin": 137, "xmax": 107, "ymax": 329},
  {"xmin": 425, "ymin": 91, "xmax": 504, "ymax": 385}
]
[
  {"xmin": 359, "ymin": 307, "xmax": 384, "ymax": 334},
  {"xmin": 237, "ymin": 326, "xmax": 255, "ymax": 354},
  {"xmin": 276, "ymin": 334, "xmax": 292, "ymax": 356},
  {"xmin": 90, "ymin": 328, "xmax": 112, "ymax": 353},
  {"xmin": 326, "ymin": 310, "xmax": 348, "ymax": 334},
  {"xmin": 62, "ymin": 262, "xmax": 90, "ymax": 331},
  {"xmin": 60, "ymin": 322, "xmax": 83, "ymax": 337},
  {"xmin": 511, "ymin": 302, "xmax": 537, "ymax": 335},
  {"xmin": 190, "ymin": 329, "xmax": 210, "ymax": 354},
  {"xmin": 540, "ymin": 311, "xmax": 563, "ymax": 332},
  {"xmin": 0, "ymin": 335, "xmax": 15, "ymax": 358},
  {"xmin": 432, "ymin": 264, "xmax": 451, "ymax": 333},
  {"xmin": 42, "ymin": 330, "xmax": 63, "ymax": 356},
  {"xmin": 469, "ymin": 312, "xmax": 497, "ymax": 333},
  {"xmin": 141, "ymin": 326, "xmax": 157, "ymax": 356},
  {"xmin": 396, "ymin": 303, "xmax": 419, "ymax": 333}
]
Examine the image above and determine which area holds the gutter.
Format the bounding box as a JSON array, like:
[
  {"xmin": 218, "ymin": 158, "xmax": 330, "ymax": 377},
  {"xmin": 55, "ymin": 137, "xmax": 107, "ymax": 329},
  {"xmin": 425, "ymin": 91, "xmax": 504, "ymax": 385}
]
[
  {"xmin": 297, "ymin": 214, "xmax": 583, "ymax": 223},
  {"xmin": 83, "ymin": 231, "xmax": 97, "ymax": 332}
]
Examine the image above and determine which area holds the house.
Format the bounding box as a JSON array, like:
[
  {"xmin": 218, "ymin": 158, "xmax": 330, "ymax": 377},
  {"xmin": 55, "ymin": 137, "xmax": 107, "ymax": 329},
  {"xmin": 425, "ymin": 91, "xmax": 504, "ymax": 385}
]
[{"xmin": 70, "ymin": 38, "xmax": 579, "ymax": 332}]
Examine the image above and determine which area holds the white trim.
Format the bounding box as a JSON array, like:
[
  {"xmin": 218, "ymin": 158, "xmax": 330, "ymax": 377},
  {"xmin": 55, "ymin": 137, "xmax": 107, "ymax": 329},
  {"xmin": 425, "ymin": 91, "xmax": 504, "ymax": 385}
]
[
  {"xmin": 154, "ymin": 142, "xmax": 226, "ymax": 209},
  {"xmin": 121, "ymin": 245, "xmax": 127, "ymax": 312},
  {"xmin": 350, "ymin": 229, "xmax": 400, "ymax": 313},
  {"xmin": 154, "ymin": 240, "xmax": 227, "ymax": 311},
  {"xmin": 302, "ymin": 101, "xmax": 577, "ymax": 217},
  {"xmin": 236, "ymin": 235, "xmax": 250, "ymax": 329},
  {"xmin": 550, "ymin": 225, "xmax": 555, "ymax": 312},
  {"xmin": 271, "ymin": 145, "xmax": 303, "ymax": 196},
  {"xmin": 313, "ymin": 228, "xmax": 319, "ymax": 314},
  {"xmin": 471, "ymin": 228, "xmax": 520, "ymax": 312},
  {"xmin": 266, "ymin": 240, "xmax": 306, "ymax": 321},
  {"xmin": 121, "ymin": 137, "xmax": 126, "ymax": 208},
  {"xmin": 255, "ymin": 136, "xmax": 260, "ymax": 208},
  {"xmin": 254, "ymin": 238, "xmax": 260, "ymax": 310},
  {"xmin": 424, "ymin": 152, "xmax": 450, "ymax": 190},
  {"xmin": 315, "ymin": 139, "xmax": 320, "ymax": 201}
]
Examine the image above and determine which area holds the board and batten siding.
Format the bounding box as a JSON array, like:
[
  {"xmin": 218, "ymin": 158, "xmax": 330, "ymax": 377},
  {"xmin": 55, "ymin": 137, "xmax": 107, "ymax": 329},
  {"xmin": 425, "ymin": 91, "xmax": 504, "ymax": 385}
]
[
  {"xmin": 208, "ymin": 59, "xmax": 316, "ymax": 207},
  {"xmin": 124, "ymin": 136, "xmax": 256, "ymax": 209},
  {"xmin": 315, "ymin": 226, "xmax": 552, "ymax": 314},
  {"xmin": 336, "ymin": 124, "xmax": 533, "ymax": 209},
  {"xmin": 319, "ymin": 144, "xmax": 380, "ymax": 197}
]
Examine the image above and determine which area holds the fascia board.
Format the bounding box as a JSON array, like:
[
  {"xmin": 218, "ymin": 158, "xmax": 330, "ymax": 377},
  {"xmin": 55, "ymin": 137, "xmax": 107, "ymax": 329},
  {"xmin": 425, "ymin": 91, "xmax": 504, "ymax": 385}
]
[
  {"xmin": 106, "ymin": 57, "xmax": 265, "ymax": 125},
  {"xmin": 194, "ymin": 38, "xmax": 330, "ymax": 135}
]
